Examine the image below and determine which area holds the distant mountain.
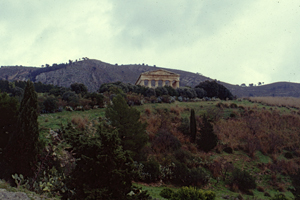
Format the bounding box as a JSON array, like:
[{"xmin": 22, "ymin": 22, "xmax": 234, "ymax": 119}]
[{"xmin": 1, "ymin": 59, "xmax": 300, "ymax": 97}]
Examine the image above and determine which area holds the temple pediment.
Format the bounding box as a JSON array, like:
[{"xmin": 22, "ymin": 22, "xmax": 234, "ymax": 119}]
[
  {"xmin": 141, "ymin": 69, "xmax": 178, "ymax": 76},
  {"xmin": 135, "ymin": 69, "xmax": 180, "ymax": 88}
]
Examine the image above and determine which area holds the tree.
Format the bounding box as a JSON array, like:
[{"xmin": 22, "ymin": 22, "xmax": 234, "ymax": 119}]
[
  {"xmin": 6, "ymin": 80, "xmax": 39, "ymax": 177},
  {"xmin": 64, "ymin": 123, "xmax": 134, "ymax": 200},
  {"xmin": 70, "ymin": 83, "xmax": 88, "ymax": 95},
  {"xmin": 197, "ymin": 115, "xmax": 218, "ymax": 152},
  {"xmin": 0, "ymin": 93, "xmax": 19, "ymax": 154},
  {"xmin": 43, "ymin": 96, "xmax": 58, "ymax": 113},
  {"xmin": 190, "ymin": 109, "xmax": 196, "ymax": 143},
  {"xmin": 105, "ymin": 94, "xmax": 148, "ymax": 159},
  {"xmin": 195, "ymin": 80, "xmax": 233, "ymax": 100}
]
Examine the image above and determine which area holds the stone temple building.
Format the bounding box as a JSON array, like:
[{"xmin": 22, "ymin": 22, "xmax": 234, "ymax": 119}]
[{"xmin": 135, "ymin": 69, "xmax": 180, "ymax": 88}]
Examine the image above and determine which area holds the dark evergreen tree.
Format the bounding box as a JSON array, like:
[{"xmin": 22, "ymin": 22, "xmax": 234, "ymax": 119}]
[
  {"xmin": 190, "ymin": 109, "xmax": 196, "ymax": 143},
  {"xmin": 70, "ymin": 82, "xmax": 88, "ymax": 95},
  {"xmin": 195, "ymin": 80, "xmax": 233, "ymax": 100},
  {"xmin": 43, "ymin": 96, "xmax": 58, "ymax": 113},
  {"xmin": 0, "ymin": 93, "xmax": 19, "ymax": 154},
  {"xmin": 105, "ymin": 94, "xmax": 148, "ymax": 159},
  {"xmin": 64, "ymin": 123, "xmax": 134, "ymax": 200},
  {"xmin": 0, "ymin": 80, "xmax": 10, "ymax": 92},
  {"xmin": 197, "ymin": 115, "xmax": 218, "ymax": 152},
  {"xmin": 6, "ymin": 80, "xmax": 39, "ymax": 177},
  {"xmin": 155, "ymin": 86, "xmax": 168, "ymax": 97}
]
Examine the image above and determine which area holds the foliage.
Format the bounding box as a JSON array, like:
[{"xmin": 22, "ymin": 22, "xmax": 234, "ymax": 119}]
[
  {"xmin": 195, "ymin": 80, "xmax": 233, "ymax": 100},
  {"xmin": 99, "ymin": 81, "xmax": 148, "ymax": 96},
  {"xmin": 197, "ymin": 115, "xmax": 218, "ymax": 152},
  {"xmin": 10, "ymin": 86, "xmax": 24, "ymax": 100},
  {"xmin": 85, "ymin": 92, "xmax": 104, "ymax": 107},
  {"xmin": 105, "ymin": 94, "xmax": 148, "ymax": 159},
  {"xmin": 62, "ymin": 91, "xmax": 79, "ymax": 107},
  {"xmin": 63, "ymin": 122, "xmax": 134, "ymax": 200},
  {"xmin": 229, "ymin": 168, "xmax": 256, "ymax": 192},
  {"xmin": 271, "ymin": 193, "xmax": 289, "ymax": 200},
  {"xmin": 6, "ymin": 80, "xmax": 40, "ymax": 177},
  {"xmin": 0, "ymin": 93, "xmax": 19, "ymax": 154},
  {"xmin": 178, "ymin": 117, "xmax": 190, "ymax": 136},
  {"xmin": 291, "ymin": 169, "xmax": 300, "ymax": 200},
  {"xmin": 43, "ymin": 96, "xmax": 58, "ymax": 113},
  {"xmin": 194, "ymin": 88, "xmax": 207, "ymax": 98},
  {"xmin": 190, "ymin": 109, "xmax": 196, "ymax": 143},
  {"xmin": 152, "ymin": 131, "xmax": 181, "ymax": 153},
  {"xmin": 70, "ymin": 82, "xmax": 88, "ymax": 95},
  {"xmin": 140, "ymin": 159, "xmax": 160, "ymax": 183},
  {"xmin": 164, "ymin": 186, "xmax": 215, "ymax": 200},
  {"xmin": 12, "ymin": 167, "xmax": 69, "ymax": 197},
  {"xmin": 155, "ymin": 86, "xmax": 168, "ymax": 97},
  {"xmin": 164, "ymin": 85, "xmax": 179, "ymax": 96},
  {"xmin": 0, "ymin": 80, "xmax": 10, "ymax": 92},
  {"xmin": 176, "ymin": 87, "xmax": 197, "ymax": 99},
  {"xmin": 160, "ymin": 188, "xmax": 174, "ymax": 199}
]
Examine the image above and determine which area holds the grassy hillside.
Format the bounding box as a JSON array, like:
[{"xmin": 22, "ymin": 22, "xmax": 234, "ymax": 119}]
[{"xmin": 35, "ymin": 98, "xmax": 300, "ymax": 199}]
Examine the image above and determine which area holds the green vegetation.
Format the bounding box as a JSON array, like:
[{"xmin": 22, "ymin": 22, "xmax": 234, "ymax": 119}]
[{"xmin": 1, "ymin": 80, "xmax": 300, "ymax": 199}]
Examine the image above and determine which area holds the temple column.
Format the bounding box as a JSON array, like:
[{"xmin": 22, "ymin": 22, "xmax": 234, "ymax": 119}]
[
  {"xmin": 175, "ymin": 81, "xmax": 179, "ymax": 88},
  {"xmin": 148, "ymin": 80, "xmax": 151, "ymax": 88},
  {"xmin": 155, "ymin": 80, "xmax": 158, "ymax": 87},
  {"xmin": 162, "ymin": 80, "xmax": 165, "ymax": 87}
]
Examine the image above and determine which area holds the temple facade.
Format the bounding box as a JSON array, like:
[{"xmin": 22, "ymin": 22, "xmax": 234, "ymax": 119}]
[{"xmin": 135, "ymin": 69, "xmax": 180, "ymax": 88}]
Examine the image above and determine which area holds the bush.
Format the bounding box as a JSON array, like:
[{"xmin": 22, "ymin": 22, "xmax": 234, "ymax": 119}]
[
  {"xmin": 141, "ymin": 159, "xmax": 160, "ymax": 183},
  {"xmin": 168, "ymin": 186, "xmax": 215, "ymax": 200},
  {"xmin": 271, "ymin": 193, "xmax": 289, "ymax": 200},
  {"xmin": 159, "ymin": 188, "xmax": 174, "ymax": 199},
  {"xmin": 43, "ymin": 97, "xmax": 58, "ymax": 113},
  {"xmin": 230, "ymin": 168, "xmax": 256, "ymax": 192},
  {"xmin": 152, "ymin": 131, "xmax": 181, "ymax": 153}
]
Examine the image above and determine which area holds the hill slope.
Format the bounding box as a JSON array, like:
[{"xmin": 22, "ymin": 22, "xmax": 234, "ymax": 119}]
[{"xmin": 1, "ymin": 59, "xmax": 300, "ymax": 97}]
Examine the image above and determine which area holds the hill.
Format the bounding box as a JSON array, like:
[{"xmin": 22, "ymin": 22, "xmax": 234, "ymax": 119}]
[{"xmin": 1, "ymin": 59, "xmax": 300, "ymax": 97}]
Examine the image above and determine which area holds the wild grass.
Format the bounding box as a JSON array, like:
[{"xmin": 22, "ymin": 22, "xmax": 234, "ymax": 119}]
[{"xmin": 249, "ymin": 96, "xmax": 300, "ymax": 109}]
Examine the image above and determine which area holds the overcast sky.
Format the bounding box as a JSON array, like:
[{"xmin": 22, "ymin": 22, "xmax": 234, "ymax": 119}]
[{"xmin": 1, "ymin": 1, "xmax": 300, "ymax": 85}]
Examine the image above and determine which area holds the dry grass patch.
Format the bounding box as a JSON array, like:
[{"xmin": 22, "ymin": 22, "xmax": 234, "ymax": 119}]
[{"xmin": 249, "ymin": 96, "xmax": 300, "ymax": 109}]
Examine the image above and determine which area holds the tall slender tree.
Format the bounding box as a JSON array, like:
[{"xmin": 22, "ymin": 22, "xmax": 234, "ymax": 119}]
[
  {"xmin": 190, "ymin": 109, "xmax": 196, "ymax": 143},
  {"xmin": 197, "ymin": 114, "xmax": 218, "ymax": 152},
  {"xmin": 6, "ymin": 80, "xmax": 39, "ymax": 177}
]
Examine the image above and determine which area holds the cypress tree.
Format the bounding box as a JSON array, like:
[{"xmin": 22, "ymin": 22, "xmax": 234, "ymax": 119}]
[
  {"xmin": 6, "ymin": 80, "xmax": 39, "ymax": 177},
  {"xmin": 197, "ymin": 114, "xmax": 218, "ymax": 152},
  {"xmin": 190, "ymin": 109, "xmax": 196, "ymax": 143}
]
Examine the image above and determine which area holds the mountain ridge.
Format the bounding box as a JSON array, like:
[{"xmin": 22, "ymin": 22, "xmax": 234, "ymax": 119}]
[{"xmin": 1, "ymin": 59, "xmax": 300, "ymax": 97}]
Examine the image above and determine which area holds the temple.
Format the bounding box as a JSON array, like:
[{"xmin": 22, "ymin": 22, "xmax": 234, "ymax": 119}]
[{"xmin": 135, "ymin": 69, "xmax": 180, "ymax": 88}]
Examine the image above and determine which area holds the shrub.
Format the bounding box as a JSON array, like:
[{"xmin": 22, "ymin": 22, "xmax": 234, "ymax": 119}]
[
  {"xmin": 141, "ymin": 159, "xmax": 160, "ymax": 183},
  {"xmin": 230, "ymin": 103, "xmax": 238, "ymax": 108},
  {"xmin": 168, "ymin": 186, "xmax": 216, "ymax": 200},
  {"xmin": 152, "ymin": 131, "xmax": 181, "ymax": 153},
  {"xmin": 271, "ymin": 193, "xmax": 289, "ymax": 200},
  {"xmin": 230, "ymin": 168, "xmax": 256, "ymax": 192},
  {"xmin": 160, "ymin": 188, "xmax": 174, "ymax": 199},
  {"xmin": 43, "ymin": 96, "xmax": 58, "ymax": 113},
  {"xmin": 174, "ymin": 149, "xmax": 193, "ymax": 165},
  {"xmin": 177, "ymin": 117, "xmax": 190, "ymax": 136}
]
